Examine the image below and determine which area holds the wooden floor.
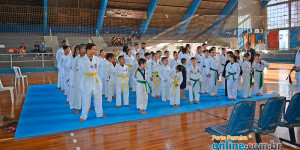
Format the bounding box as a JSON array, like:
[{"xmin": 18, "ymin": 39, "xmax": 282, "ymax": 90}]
[{"xmin": 0, "ymin": 62, "xmax": 299, "ymax": 150}]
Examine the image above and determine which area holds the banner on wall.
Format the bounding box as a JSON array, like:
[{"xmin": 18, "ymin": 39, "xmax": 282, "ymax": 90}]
[
  {"xmin": 291, "ymin": 29, "xmax": 300, "ymax": 50},
  {"xmin": 105, "ymin": 9, "xmax": 147, "ymax": 19}
]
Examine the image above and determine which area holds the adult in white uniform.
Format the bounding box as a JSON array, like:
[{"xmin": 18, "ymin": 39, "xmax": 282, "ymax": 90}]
[
  {"xmin": 115, "ymin": 56, "xmax": 131, "ymax": 108},
  {"xmin": 218, "ymin": 48, "xmax": 227, "ymax": 89},
  {"xmin": 56, "ymin": 40, "xmax": 67, "ymax": 89},
  {"xmin": 159, "ymin": 57, "xmax": 171, "ymax": 102},
  {"xmin": 206, "ymin": 49, "xmax": 219, "ymax": 97},
  {"xmin": 78, "ymin": 43, "xmax": 106, "ymax": 122},
  {"xmin": 252, "ymin": 54, "xmax": 269, "ymax": 96},
  {"xmin": 241, "ymin": 53, "xmax": 253, "ymax": 99},
  {"xmin": 169, "ymin": 66, "xmax": 183, "ymax": 107},
  {"xmin": 187, "ymin": 57, "xmax": 202, "ymax": 104}
]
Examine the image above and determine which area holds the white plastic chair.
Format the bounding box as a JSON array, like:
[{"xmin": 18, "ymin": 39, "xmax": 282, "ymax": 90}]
[
  {"xmin": 13, "ymin": 67, "xmax": 28, "ymax": 87},
  {"xmin": 0, "ymin": 79, "xmax": 14, "ymax": 103}
]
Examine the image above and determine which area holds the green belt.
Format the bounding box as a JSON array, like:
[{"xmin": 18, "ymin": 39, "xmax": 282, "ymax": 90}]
[
  {"xmin": 250, "ymin": 73, "xmax": 253, "ymax": 88},
  {"xmin": 255, "ymin": 70, "xmax": 263, "ymax": 89},
  {"xmin": 137, "ymin": 80, "xmax": 152, "ymax": 93},
  {"xmin": 225, "ymin": 72, "xmax": 236, "ymax": 80},
  {"xmin": 190, "ymin": 78, "xmax": 200, "ymax": 99},
  {"xmin": 221, "ymin": 64, "xmax": 225, "ymax": 66},
  {"xmin": 210, "ymin": 68, "xmax": 219, "ymax": 85}
]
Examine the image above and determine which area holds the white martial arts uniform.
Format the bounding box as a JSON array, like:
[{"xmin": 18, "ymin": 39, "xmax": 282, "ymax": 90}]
[
  {"xmin": 187, "ymin": 65, "xmax": 202, "ymax": 102},
  {"xmin": 159, "ymin": 64, "xmax": 171, "ymax": 102},
  {"xmin": 218, "ymin": 53, "xmax": 227, "ymax": 89},
  {"xmin": 237, "ymin": 57, "xmax": 243, "ymax": 90},
  {"xmin": 132, "ymin": 60, "xmax": 139, "ymax": 92},
  {"xmin": 78, "ymin": 55, "xmax": 103, "ymax": 120},
  {"xmin": 206, "ymin": 56, "xmax": 219, "ymax": 96},
  {"xmin": 253, "ymin": 60, "xmax": 269, "ymax": 94},
  {"xmin": 63, "ymin": 54, "xmax": 73, "ymax": 105},
  {"xmin": 169, "ymin": 68, "xmax": 183, "ymax": 105},
  {"xmin": 98, "ymin": 57, "xmax": 106, "ymax": 94},
  {"xmin": 181, "ymin": 53, "xmax": 191, "ymax": 68},
  {"xmin": 225, "ymin": 62, "xmax": 240, "ymax": 99},
  {"xmin": 134, "ymin": 68, "xmax": 151, "ymax": 110},
  {"xmin": 132, "ymin": 49, "xmax": 137, "ymax": 60},
  {"xmin": 61, "ymin": 52, "xmax": 71, "ymax": 95},
  {"xmin": 169, "ymin": 58, "xmax": 181, "ymax": 69},
  {"xmin": 151, "ymin": 59, "xmax": 161, "ymax": 97},
  {"xmin": 295, "ymin": 48, "xmax": 300, "ymax": 93},
  {"xmin": 106, "ymin": 62, "xmax": 116, "ymax": 102},
  {"xmin": 103, "ymin": 61, "xmax": 111, "ymax": 97},
  {"xmin": 241, "ymin": 60, "xmax": 252, "ymax": 98},
  {"xmin": 70, "ymin": 55, "xmax": 82, "ymax": 110},
  {"xmin": 115, "ymin": 64, "xmax": 130, "ymax": 106},
  {"xmin": 201, "ymin": 56, "xmax": 209, "ymax": 93},
  {"xmin": 56, "ymin": 47, "xmax": 64, "ymax": 88},
  {"xmin": 145, "ymin": 58, "xmax": 152, "ymax": 89},
  {"xmin": 137, "ymin": 49, "xmax": 150, "ymax": 59},
  {"xmin": 195, "ymin": 52, "xmax": 203, "ymax": 69},
  {"xmin": 125, "ymin": 55, "xmax": 135, "ymax": 88}
]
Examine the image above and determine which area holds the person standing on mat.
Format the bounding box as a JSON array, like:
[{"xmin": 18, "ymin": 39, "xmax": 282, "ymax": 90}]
[
  {"xmin": 206, "ymin": 47, "xmax": 219, "ymax": 97},
  {"xmin": 169, "ymin": 65, "xmax": 183, "ymax": 108},
  {"xmin": 201, "ymin": 50, "xmax": 209, "ymax": 94},
  {"xmin": 222, "ymin": 51, "xmax": 233, "ymax": 96},
  {"xmin": 187, "ymin": 57, "xmax": 202, "ymax": 105},
  {"xmin": 134, "ymin": 58, "xmax": 151, "ymax": 114},
  {"xmin": 180, "ymin": 58, "xmax": 188, "ymax": 99},
  {"xmin": 241, "ymin": 52, "xmax": 253, "ymax": 99},
  {"xmin": 151, "ymin": 53, "xmax": 161, "ymax": 99},
  {"xmin": 252, "ymin": 53, "xmax": 269, "ymax": 96},
  {"xmin": 159, "ymin": 57, "xmax": 171, "ymax": 102},
  {"xmin": 78, "ymin": 43, "xmax": 107, "ymax": 122},
  {"xmin": 56, "ymin": 40, "xmax": 68, "ymax": 90},
  {"xmin": 225, "ymin": 54, "xmax": 240, "ymax": 100},
  {"xmin": 218, "ymin": 48, "xmax": 227, "ymax": 89},
  {"xmin": 245, "ymin": 42, "xmax": 256, "ymax": 64}
]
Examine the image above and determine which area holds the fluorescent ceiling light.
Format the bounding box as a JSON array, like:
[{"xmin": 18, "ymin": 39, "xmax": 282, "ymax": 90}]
[
  {"xmin": 156, "ymin": 43, "xmax": 170, "ymax": 48},
  {"xmin": 178, "ymin": 40, "xmax": 184, "ymax": 42}
]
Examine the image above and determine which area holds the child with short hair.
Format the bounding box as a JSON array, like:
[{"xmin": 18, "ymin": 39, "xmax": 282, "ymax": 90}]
[
  {"xmin": 219, "ymin": 48, "xmax": 227, "ymax": 89},
  {"xmin": 201, "ymin": 50, "xmax": 209, "ymax": 94},
  {"xmin": 134, "ymin": 58, "xmax": 151, "ymax": 114},
  {"xmin": 170, "ymin": 65, "xmax": 183, "ymax": 107},
  {"xmin": 170, "ymin": 51, "xmax": 181, "ymax": 69},
  {"xmin": 106, "ymin": 54, "xmax": 117, "ymax": 102},
  {"xmin": 164, "ymin": 50, "xmax": 170, "ymax": 58},
  {"xmin": 206, "ymin": 48, "xmax": 219, "ymax": 97},
  {"xmin": 253, "ymin": 53, "xmax": 269, "ymax": 96},
  {"xmin": 159, "ymin": 57, "xmax": 171, "ymax": 102},
  {"xmin": 234, "ymin": 50, "xmax": 243, "ymax": 92},
  {"xmin": 144, "ymin": 53, "xmax": 152, "ymax": 94},
  {"xmin": 132, "ymin": 53, "xmax": 140, "ymax": 93},
  {"xmin": 187, "ymin": 57, "xmax": 202, "ymax": 104},
  {"xmin": 125, "ymin": 49, "xmax": 134, "ymax": 89},
  {"xmin": 241, "ymin": 52, "xmax": 253, "ymax": 99},
  {"xmin": 115, "ymin": 56, "xmax": 130, "ymax": 108},
  {"xmin": 225, "ymin": 54, "xmax": 240, "ymax": 100},
  {"xmin": 180, "ymin": 58, "xmax": 187, "ymax": 99},
  {"xmin": 151, "ymin": 53, "xmax": 161, "ymax": 98}
]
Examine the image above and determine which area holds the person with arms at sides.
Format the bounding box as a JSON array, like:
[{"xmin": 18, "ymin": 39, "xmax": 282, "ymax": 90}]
[
  {"xmin": 132, "ymin": 42, "xmax": 139, "ymax": 60},
  {"xmin": 151, "ymin": 53, "xmax": 161, "ymax": 98},
  {"xmin": 187, "ymin": 57, "xmax": 202, "ymax": 104},
  {"xmin": 132, "ymin": 53, "xmax": 141, "ymax": 93},
  {"xmin": 159, "ymin": 57, "xmax": 171, "ymax": 102},
  {"xmin": 206, "ymin": 48, "xmax": 219, "ymax": 97},
  {"xmin": 194, "ymin": 46, "xmax": 203, "ymax": 69},
  {"xmin": 60, "ymin": 45, "xmax": 71, "ymax": 94},
  {"xmin": 252, "ymin": 53, "xmax": 269, "ymax": 96},
  {"xmin": 103, "ymin": 53, "xmax": 113, "ymax": 100},
  {"xmin": 245, "ymin": 42, "xmax": 256, "ymax": 64},
  {"xmin": 144, "ymin": 52, "xmax": 152, "ymax": 94},
  {"xmin": 98, "ymin": 49, "xmax": 106, "ymax": 96},
  {"xmin": 218, "ymin": 48, "xmax": 227, "ymax": 89},
  {"xmin": 78, "ymin": 43, "xmax": 107, "ymax": 122},
  {"xmin": 170, "ymin": 51, "xmax": 181, "ymax": 69},
  {"xmin": 181, "ymin": 47, "xmax": 191, "ymax": 68},
  {"xmin": 125, "ymin": 49, "xmax": 135, "ymax": 90},
  {"xmin": 201, "ymin": 50, "xmax": 210, "ymax": 94},
  {"xmin": 170, "ymin": 65, "xmax": 183, "ymax": 107},
  {"xmin": 293, "ymin": 34, "xmax": 300, "ymax": 92},
  {"xmin": 222, "ymin": 51, "xmax": 233, "ymax": 96},
  {"xmin": 180, "ymin": 58, "xmax": 188, "ymax": 99},
  {"xmin": 105, "ymin": 53, "xmax": 117, "ymax": 102},
  {"xmin": 241, "ymin": 52, "xmax": 253, "ymax": 99},
  {"xmin": 63, "ymin": 45, "xmax": 76, "ymax": 106},
  {"xmin": 134, "ymin": 58, "xmax": 152, "ymax": 114},
  {"xmin": 56, "ymin": 40, "xmax": 68, "ymax": 90},
  {"xmin": 234, "ymin": 50, "xmax": 243, "ymax": 92},
  {"xmin": 138, "ymin": 43, "xmax": 149, "ymax": 59},
  {"xmin": 71, "ymin": 44, "xmax": 86, "ymax": 114},
  {"xmin": 115, "ymin": 56, "xmax": 131, "ymax": 108},
  {"xmin": 225, "ymin": 54, "xmax": 240, "ymax": 100}
]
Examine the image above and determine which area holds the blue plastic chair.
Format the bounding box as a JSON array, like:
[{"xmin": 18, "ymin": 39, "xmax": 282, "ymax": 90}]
[
  {"xmin": 252, "ymin": 97, "xmax": 286, "ymax": 143},
  {"xmin": 205, "ymin": 101, "xmax": 256, "ymax": 142},
  {"xmin": 279, "ymin": 93, "xmax": 300, "ymax": 147}
]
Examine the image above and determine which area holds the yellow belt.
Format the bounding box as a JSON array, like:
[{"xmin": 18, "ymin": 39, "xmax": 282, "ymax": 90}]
[
  {"xmin": 152, "ymin": 72, "xmax": 160, "ymax": 90},
  {"xmin": 84, "ymin": 72, "xmax": 99, "ymax": 83},
  {"xmin": 127, "ymin": 64, "xmax": 133, "ymax": 75},
  {"xmin": 117, "ymin": 75, "xmax": 129, "ymax": 91},
  {"xmin": 171, "ymin": 78, "xmax": 179, "ymax": 97}
]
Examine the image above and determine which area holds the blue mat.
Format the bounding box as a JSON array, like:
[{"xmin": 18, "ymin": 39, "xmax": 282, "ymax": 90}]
[{"xmin": 15, "ymin": 84, "xmax": 276, "ymax": 139}]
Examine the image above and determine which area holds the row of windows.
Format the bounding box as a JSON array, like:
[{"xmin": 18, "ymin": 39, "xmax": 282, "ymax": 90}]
[{"xmin": 267, "ymin": 1, "xmax": 300, "ymax": 29}]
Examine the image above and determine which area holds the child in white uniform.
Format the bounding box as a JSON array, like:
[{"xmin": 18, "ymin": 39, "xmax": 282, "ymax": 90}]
[
  {"xmin": 125, "ymin": 49, "xmax": 134, "ymax": 89},
  {"xmin": 218, "ymin": 48, "xmax": 227, "ymax": 89},
  {"xmin": 159, "ymin": 57, "xmax": 171, "ymax": 102},
  {"xmin": 169, "ymin": 65, "xmax": 183, "ymax": 107},
  {"xmin": 187, "ymin": 57, "xmax": 202, "ymax": 104},
  {"xmin": 206, "ymin": 48, "xmax": 219, "ymax": 97},
  {"xmin": 134, "ymin": 58, "xmax": 151, "ymax": 114},
  {"xmin": 132, "ymin": 53, "xmax": 140, "ymax": 93},
  {"xmin": 201, "ymin": 50, "xmax": 209, "ymax": 94},
  {"xmin": 225, "ymin": 54, "xmax": 240, "ymax": 100},
  {"xmin": 144, "ymin": 52, "xmax": 152, "ymax": 94},
  {"xmin": 115, "ymin": 56, "xmax": 131, "ymax": 108},
  {"xmin": 241, "ymin": 53, "xmax": 253, "ymax": 99},
  {"xmin": 78, "ymin": 43, "xmax": 107, "ymax": 122},
  {"xmin": 151, "ymin": 53, "xmax": 161, "ymax": 98},
  {"xmin": 234, "ymin": 50, "xmax": 243, "ymax": 92},
  {"xmin": 105, "ymin": 54, "xmax": 117, "ymax": 102},
  {"xmin": 253, "ymin": 53, "xmax": 269, "ymax": 96}
]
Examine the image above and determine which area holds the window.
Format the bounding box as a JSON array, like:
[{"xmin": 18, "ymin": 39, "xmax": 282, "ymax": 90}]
[
  {"xmin": 291, "ymin": 1, "xmax": 300, "ymax": 27},
  {"xmin": 267, "ymin": 3, "xmax": 289, "ymax": 29},
  {"xmin": 268, "ymin": 0, "xmax": 289, "ymax": 5}
]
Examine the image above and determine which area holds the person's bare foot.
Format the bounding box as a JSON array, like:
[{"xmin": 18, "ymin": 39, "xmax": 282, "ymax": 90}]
[
  {"xmin": 153, "ymin": 96, "xmax": 157, "ymax": 99},
  {"xmin": 230, "ymin": 98, "xmax": 234, "ymax": 100},
  {"xmin": 112, "ymin": 96, "xmax": 116, "ymax": 99},
  {"xmin": 157, "ymin": 96, "xmax": 161, "ymax": 98},
  {"xmin": 163, "ymin": 101, "xmax": 167, "ymax": 102},
  {"xmin": 61, "ymin": 90, "xmax": 64, "ymax": 92},
  {"xmin": 201, "ymin": 92, "xmax": 205, "ymax": 94},
  {"xmin": 116, "ymin": 106, "xmax": 120, "ymax": 108},
  {"xmin": 176, "ymin": 105, "xmax": 179, "ymax": 107},
  {"xmin": 140, "ymin": 110, "xmax": 147, "ymax": 114},
  {"xmin": 56, "ymin": 87, "xmax": 60, "ymax": 89},
  {"xmin": 148, "ymin": 93, "xmax": 151, "ymax": 95},
  {"xmin": 79, "ymin": 118, "xmax": 84, "ymax": 122},
  {"xmin": 72, "ymin": 108, "xmax": 75, "ymax": 110},
  {"xmin": 64, "ymin": 95, "xmax": 67, "ymax": 96},
  {"xmin": 242, "ymin": 97, "xmax": 247, "ymax": 99},
  {"xmin": 205, "ymin": 92, "xmax": 209, "ymax": 94},
  {"xmin": 173, "ymin": 105, "xmax": 176, "ymax": 108},
  {"xmin": 125, "ymin": 105, "xmax": 131, "ymax": 107},
  {"xmin": 257, "ymin": 93, "xmax": 263, "ymax": 96},
  {"xmin": 132, "ymin": 91, "xmax": 136, "ymax": 93},
  {"xmin": 233, "ymin": 98, "xmax": 238, "ymax": 100},
  {"xmin": 101, "ymin": 115, "xmax": 107, "ymax": 118},
  {"xmin": 249, "ymin": 96, "xmax": 253, "ymax": 98},
  {"xmin": 194, "ymin": 100, "xmax": 200, "ymax": 104},
  {"xmin": 190, "ymin": 102, "xmax": 194, "ymax": 105},
  {"xmin": 65, "ymin": 101, "xmax": 69, "ymax": 104},
  {"xmin": 74, "ymin": 110, "xmax": 79, "ymax": 114},
  {"xmin": 212, "ymin": 95, "xmax": 219, "ymax": 97},
  {"xmin": 89, "ymin": 109, "xmax": 93, "ymax": 112},
  {"xmin": 181, "ymin": 97, "xmax": 187, "ymax": 100},
  {"xmin": 237, "ymin": 90, "xmax": 241, "ymax": 92},
  {"xmin": 107, "ymin": 101, "xmax": 111, "ymax": 103}
]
